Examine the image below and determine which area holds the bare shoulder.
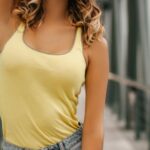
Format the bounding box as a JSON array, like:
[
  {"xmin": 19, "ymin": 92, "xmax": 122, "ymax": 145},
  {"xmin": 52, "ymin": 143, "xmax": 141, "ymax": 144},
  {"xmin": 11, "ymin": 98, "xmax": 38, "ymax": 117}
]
[
  {"xmin": 90, "ymin": 36, "xmax": 108, "ymax": 56},
  {"xmin": 84, "ymin": 36, "xmax": 109, "ymax": 66},
  {"xmin": 0, "ymin": 0, "xmax": 21, "ymax": 31},
  {"xmin": 0, "ymin": 13, "xmax": 21, "ymax": 52},
  {"xmin": 9, "ymin": 13, "xmax": 21, "ymax": 28},
  {"xmin": 0, "ymin": 0, "xmax": 19, "ymax": 24}
]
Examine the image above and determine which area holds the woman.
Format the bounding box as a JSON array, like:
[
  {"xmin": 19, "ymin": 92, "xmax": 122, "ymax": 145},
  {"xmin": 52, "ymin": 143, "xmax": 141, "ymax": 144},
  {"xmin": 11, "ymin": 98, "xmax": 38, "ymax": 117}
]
[{"xmin": 0, "ymin": 0, "xmax": 109, "ymax": 150}]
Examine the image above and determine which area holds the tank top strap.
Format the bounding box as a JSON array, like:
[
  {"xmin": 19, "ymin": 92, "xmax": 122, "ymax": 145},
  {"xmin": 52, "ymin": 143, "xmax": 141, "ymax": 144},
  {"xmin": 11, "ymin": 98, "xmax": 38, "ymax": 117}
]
[
  {"xmin": 17, "ymin": 22, "xmax": 26, "ymax": 33},
  {"xmin": 73, "ymin": 26, "xmax": 83, "ymax": 52}
]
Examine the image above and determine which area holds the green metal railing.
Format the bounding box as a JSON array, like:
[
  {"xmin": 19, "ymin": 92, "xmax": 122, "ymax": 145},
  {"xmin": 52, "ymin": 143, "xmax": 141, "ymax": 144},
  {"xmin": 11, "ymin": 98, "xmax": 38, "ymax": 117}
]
[{"xmin": 107, "ymin": 72, "xmax": 150, "ymax": 149}]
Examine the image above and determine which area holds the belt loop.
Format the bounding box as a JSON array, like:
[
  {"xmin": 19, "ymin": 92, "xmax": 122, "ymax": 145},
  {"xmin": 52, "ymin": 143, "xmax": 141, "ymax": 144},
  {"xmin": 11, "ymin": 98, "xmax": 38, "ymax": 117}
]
[
  {"xmin": 58, "ymin": 142, "xmax": 65, "ymax": 150},
  {"xmin": 78, "ymin": 121, "xmax": 83, "ymax": 128}
]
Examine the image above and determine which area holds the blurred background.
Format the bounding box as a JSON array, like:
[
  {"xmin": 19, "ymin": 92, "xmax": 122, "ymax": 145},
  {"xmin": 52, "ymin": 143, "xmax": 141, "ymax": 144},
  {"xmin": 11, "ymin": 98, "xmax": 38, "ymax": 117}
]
[
  {"xmin": 0, "ymin": 0, "xmax": 150, "ymax": 150},
  {"xmin": 78, "ymin": 0, "xmax": 150, "ymax": 150}
]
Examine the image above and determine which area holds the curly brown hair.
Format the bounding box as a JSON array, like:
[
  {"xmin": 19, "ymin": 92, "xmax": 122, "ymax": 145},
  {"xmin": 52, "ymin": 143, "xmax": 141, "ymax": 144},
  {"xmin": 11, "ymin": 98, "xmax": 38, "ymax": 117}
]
[{"xmin": 13, "ymin": 0, "xmax": 105, "ymax": 46}]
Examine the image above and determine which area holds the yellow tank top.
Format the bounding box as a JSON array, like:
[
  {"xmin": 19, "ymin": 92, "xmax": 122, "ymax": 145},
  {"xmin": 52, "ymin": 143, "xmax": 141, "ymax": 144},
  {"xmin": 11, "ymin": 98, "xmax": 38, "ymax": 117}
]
[{"xmin": 0, "ymin": 22, "xmax": 86, "ymax": 149}]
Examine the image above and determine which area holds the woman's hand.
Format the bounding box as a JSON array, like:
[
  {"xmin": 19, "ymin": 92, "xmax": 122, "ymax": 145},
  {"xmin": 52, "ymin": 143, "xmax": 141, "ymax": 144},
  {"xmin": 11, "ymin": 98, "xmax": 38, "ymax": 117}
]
[{"xmin": 82, "ymin": 37, "xmax": 109, "ymax": 150}]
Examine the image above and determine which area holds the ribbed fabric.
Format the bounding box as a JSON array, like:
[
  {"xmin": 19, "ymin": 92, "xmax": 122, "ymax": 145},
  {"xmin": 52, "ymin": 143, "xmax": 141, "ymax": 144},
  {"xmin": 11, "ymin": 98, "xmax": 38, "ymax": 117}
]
[{"xmin": 0, "ymin": 22, "xmax": 86, "ymax": 149}]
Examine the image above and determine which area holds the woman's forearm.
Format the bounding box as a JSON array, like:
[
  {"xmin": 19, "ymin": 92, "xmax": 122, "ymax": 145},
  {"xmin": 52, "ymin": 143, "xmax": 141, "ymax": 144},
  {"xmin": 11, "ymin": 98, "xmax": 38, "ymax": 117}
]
[{"xmin": 81, "ymin": 127, "xmax": 104, "ymax": 150}]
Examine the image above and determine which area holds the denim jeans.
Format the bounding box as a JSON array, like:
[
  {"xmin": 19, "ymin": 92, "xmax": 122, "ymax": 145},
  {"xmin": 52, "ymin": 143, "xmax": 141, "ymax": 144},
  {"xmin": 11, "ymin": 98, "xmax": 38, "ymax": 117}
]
[{"xmin": 1, "ymin": 122, "xmax": 83, "ymax": 150}]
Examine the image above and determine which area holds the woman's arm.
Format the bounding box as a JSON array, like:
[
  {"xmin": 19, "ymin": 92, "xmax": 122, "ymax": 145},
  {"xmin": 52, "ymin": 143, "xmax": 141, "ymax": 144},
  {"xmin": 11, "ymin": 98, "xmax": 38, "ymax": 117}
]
[{"xmin": 82, "ymin": 37, "xmax": 109, "ymax": 150}]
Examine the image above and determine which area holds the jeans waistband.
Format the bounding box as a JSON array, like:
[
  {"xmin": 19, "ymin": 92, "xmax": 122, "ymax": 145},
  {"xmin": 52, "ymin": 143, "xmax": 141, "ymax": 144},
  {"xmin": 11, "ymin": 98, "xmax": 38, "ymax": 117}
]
[
  {"xmin": 42, "ymin": 121, "xmax": 83, "ymax": 150},
  {"xmin": 1, "ymin": 121, "xmax": 83, "ymax": 150}
]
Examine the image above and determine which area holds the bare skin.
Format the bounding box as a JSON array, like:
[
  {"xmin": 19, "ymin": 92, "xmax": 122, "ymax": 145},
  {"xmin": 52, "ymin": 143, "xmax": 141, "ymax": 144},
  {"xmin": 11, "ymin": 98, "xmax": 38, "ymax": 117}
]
[
  {"xmin": 0, "ymin": 0, "xmax": 109, "ymax": 150},
  {"xmin": 0, "ymin": 0, "xmax": 20, "ymax": 51}
]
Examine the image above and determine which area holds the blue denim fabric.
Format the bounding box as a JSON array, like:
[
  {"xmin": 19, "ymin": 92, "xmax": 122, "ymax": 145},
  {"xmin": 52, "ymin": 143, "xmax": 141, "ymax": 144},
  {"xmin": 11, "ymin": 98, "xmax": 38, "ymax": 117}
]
[{"xmin": 0, "ymin": 122, "xmax": 83, "ymax": 150}]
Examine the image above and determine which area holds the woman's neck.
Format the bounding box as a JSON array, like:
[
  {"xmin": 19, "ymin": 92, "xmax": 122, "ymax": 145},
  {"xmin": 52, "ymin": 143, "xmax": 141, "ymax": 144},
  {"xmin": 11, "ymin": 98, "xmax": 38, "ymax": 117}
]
[{"xmin": 43, "ymin": 0, "xmax": 69, "ymax": 25}]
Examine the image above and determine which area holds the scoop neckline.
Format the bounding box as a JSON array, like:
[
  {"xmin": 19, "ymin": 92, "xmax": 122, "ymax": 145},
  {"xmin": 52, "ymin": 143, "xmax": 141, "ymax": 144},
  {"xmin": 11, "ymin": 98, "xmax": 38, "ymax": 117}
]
[{"xmin": 19, "ymin": 23, "xmax": 80, "ymax": 57}]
